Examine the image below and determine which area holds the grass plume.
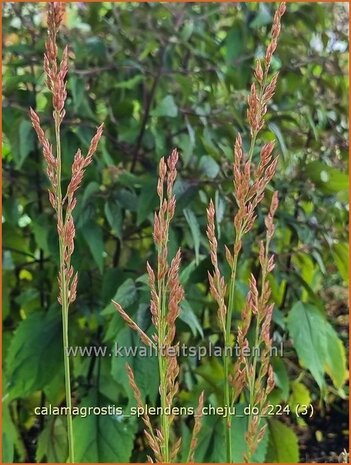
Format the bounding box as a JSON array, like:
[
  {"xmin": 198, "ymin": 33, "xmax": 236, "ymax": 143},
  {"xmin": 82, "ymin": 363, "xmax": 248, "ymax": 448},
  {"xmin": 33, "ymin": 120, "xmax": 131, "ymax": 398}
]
[
  {"xmin": 29, "ymin": 3, "xmax": 103, "ymax": 462},
  {"xmin": 206, "ymin": 3, "xmax": 286, "ymax": 462},
  {"xmin": 114, "ymin": 150, "xmax": 204, "ymax": 462}
]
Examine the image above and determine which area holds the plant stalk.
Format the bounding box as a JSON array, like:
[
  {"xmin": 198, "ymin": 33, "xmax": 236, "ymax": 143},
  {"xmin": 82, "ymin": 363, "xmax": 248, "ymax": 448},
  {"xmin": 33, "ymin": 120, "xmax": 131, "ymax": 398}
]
[
  {"xmin": 55, "ymin": 113, "xmax": 75, "ymax": 463},
  {"xmin": 158, "ymin": 278, "xmax": 170, "ymax": 463},
  {"xmin": 157, "ymin": 206, "xmax": 170, "ymax": 464},
  {"xmin": 246, "ymin": 238, "xmax": 270, "ymax": 462},
  {"xmin": 223, "ymin": 239, "xmax": 240, "ymax": 463}
]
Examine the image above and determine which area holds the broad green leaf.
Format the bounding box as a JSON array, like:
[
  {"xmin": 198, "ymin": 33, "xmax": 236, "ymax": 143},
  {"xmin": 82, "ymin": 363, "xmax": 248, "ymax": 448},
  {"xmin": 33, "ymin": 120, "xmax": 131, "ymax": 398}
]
[
  {"xmin": 289, "ymin": 381, "xmax": 311, "ymax": 413},
  {"xmin": 151, "ymin": 95, "xmax": 178, "ymax": 118},
  {"xmin": 224, "ymin": 23, "xmax": 245, "ymax": 64},
  {"xmin": 6, "ymin": 311, "xmax": 63, "ymax": 398},
  {"xmin": 3, "ymin": 198, "xmax": 20, "ymax": 225},
  {"xmin": 85, "ymin": 36, "xmax": 107, "ymax": 58},
  {"xmin": 111, "ymin": 328, "xmax": 159, "ymax": 404},
  {"xmin": 196, "ymin": 358, "xmax": 224, "ymax": 395},
  {"xmin": 194, "ymin": 416, "xmax": 243, "ymax": 462},
  {"xmin": 269, "ymin": 274, "xmax": 287, "ymax": 308},
  {"xmin": 31, "ymin": 215, "xmax": 49, "ymax": 254},
  {"xmin": 332, "ymin": 242, "xmax": 349, "ymax": 283},
  {"xmin": 43, "ymin": 369, "xmax": 66, "ymax": 405},
  {"xmin": 179, "ymin": 421, "xmax": 192, "ymax": 462},
  {"xmin": 180, "ymin": 259, "xmax": 197, "ymax": 284},
  {"xmin": 2, "ymin": 401, "xmax": 16, "ymax": 463},
  {"xmin": 287, "ymin": 302, "xmax": 327, "ymax": 389},
  {"xmin": 231, "ymin": 404, "xmax": 269, "ymax": 463},
  {"xmin": 180, "ymin": 300, "xmax": 204, "ymax": 338},
  {"xmin": 117, "ymin": 188, "xmax": 138, "ymax": 211},
  {"xmin": 137, "ymin": 179, "xmax": 158, "ymax": 225},
  {"xmin": 177, "ymin": 133, "xmax": 194, "ymax": 166},
  {"xmin": 250, "ymin": 3, "xmax": 272, "ymax": 28},
  {"xmin": 102, "ymin": 278, "xmax": 137, "ymax": 316},
  {"xmin": 291, "ymin": 272, "xmax": 321, "ymax": 306},
  {"xmin": 200, "ymin": 127, "xmax": 219, "ymax": 158},
  {"xmin": 82, "ymin": 181, "xmax": 100, "ymax": 207},
  {"xmin": 268, "ymin": 122, "xmax": 288, "ymax": 159},
  {"xmin": 61, "ymin": 131, "xmax": 81, "ymax": 173},
  {"xmin": 82, "ymin": 221, "xmax": 104, "ymax": 273},
  {"xmin": 70, "ymin": 75, "xmax": 85, "ymax": 111},
  {"xmin": 304, "ymin": 161, "xmax": 348, "ymax": 194},
  {"xmin": 36, "ymin": 417, "xmax": 68, "ymax": 463},
  {"xmin": 292, "ymin": 252, "xmax": 318, "ymax": 298},
  {"xmin": 271, "ymin": 357, "xmax": 289, "ymax": 401},
  {"xmin": 18, "ymin": 120, "xmax": 35, "ymax": 168},
  {"xmin": 97, "ymin": 357, "xmax": 124, "ymax": 402},
  {"xmin": 74, "ymin": 390, "xmax": 136, "ymax": 462},
  {"xmin": 199, "ymin": 155, "xmax": 220, "ymax": 179},
  {"xmin": 195, "ymin": 406, "xmax": 268, "ymax": 463},
  {"xmin": 15, "ymin": 288, "xmax": 40, "ymax": 314},
  {"xmin": 104, "ymin": 200, "xmax": 123, "ymax": 239},
  {"xmin": 288, "ymin": 302, "xmax": 347, "ymax": 391},
  {"xmin": 324, "ymin": 321, "xmax": 348, "ymax": 390},
  {"xmin": 266, "ymin": 419, "xmax": 299, "ymax": 462},
  {"xmin": 101, "ymin": 268, "xmax": 123, "ymax": 303},
  {"xmin": 184, "ymin": 208, "xmax": 201, "ymax": 265},
  {"xmin": 194, "ymin": 416, "xmax": 223, "ymax": 462},
  {"xmin": 116, "ymin": 171, "xmax": 139, "ymax": 188},
  {"xmin": 2, "ymin": 397, "xmax": 26, "ymax": 462},
  {"xmin": 151, "ymin": 124, "xmax": 166, "ymax": 157},
  {"xmin": 103, "ymin": 313, "xmax": 125, "ymax": 342}
]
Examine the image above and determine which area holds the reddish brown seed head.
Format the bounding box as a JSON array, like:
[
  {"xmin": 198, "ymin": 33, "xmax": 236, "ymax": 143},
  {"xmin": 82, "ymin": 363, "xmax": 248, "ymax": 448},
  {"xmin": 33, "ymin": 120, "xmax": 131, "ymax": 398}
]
[
  {"xmin": 254, "ymin": 59, "xmax": 264, "ymax": 83},
  {"xmin": 47, "ymin": 2, "xmax": 66, "ymax": 35},
  {"xmin": 85, "ymin": 123, "xmax": 104, "ymax": 166}
]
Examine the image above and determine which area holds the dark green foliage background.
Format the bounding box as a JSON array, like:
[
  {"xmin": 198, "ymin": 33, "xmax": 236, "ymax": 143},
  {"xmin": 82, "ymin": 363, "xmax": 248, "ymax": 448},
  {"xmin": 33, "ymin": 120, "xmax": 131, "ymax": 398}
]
[{"xmin": 2, "ymin": 2, "xmax": 349, "ymax": 463}]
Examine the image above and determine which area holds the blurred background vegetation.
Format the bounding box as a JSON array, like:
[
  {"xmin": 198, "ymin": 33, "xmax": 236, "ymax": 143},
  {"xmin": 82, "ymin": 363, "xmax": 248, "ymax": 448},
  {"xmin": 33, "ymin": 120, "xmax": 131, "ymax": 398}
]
[{"xmin": 2, "ymin": 2, "xmax": 349, "ymax": 463}]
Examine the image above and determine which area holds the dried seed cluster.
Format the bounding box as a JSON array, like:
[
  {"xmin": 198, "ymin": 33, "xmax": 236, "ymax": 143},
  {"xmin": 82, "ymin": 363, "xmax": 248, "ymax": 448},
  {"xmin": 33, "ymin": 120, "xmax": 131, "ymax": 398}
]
[
  {"xmin": 114, "ymin": 150, "xmax": 203, "ymax": 462},
  {"xmin": 207, "ymin": 3, "xmax": 286, "ymax": 462},
  {"xmin": 29, "ymin": 3, "xmax": 103, "ymax": 307},
  {"xmin": 29, "ymin": 4, "xmax": 104, "ymax": 463}
]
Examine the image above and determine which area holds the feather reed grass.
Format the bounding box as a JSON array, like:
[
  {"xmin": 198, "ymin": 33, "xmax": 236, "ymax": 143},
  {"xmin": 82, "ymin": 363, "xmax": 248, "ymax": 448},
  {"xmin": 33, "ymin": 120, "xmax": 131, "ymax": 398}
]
[
  {"xmin": 206, "ymin": 3, "xmax": 286, "ymax": 462},
  {"xmin": 114, "ymin": 150, "xmax": 204, "ymax": 462},
  {"xmin": 29, "ymin": 3, "xmax": 103, "ymax": 462}
]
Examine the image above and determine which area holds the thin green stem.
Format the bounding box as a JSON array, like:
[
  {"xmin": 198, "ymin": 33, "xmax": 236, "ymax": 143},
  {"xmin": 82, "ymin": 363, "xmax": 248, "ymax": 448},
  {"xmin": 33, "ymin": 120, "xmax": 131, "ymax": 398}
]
[
  {"xmin": 246, "ymin": 239, "xmax": 270, "ymax": 463},
  {"xmin": 62, "ymin": 290, "xmax": 75, "ymax": 463},
  {"xmin": 158, "ymin": 278, "xmax": 170, "ymax": 463},
  {"xmin": 55, "ymin": 114, "xmax": 75, "ymax": 463},
  {"xmin": 223, "ymin": 243, "xmax": 240, "ymax": 463},
  {"xmin": 157, "ymin": 206, "xmax": 170, "ymax": 463}
]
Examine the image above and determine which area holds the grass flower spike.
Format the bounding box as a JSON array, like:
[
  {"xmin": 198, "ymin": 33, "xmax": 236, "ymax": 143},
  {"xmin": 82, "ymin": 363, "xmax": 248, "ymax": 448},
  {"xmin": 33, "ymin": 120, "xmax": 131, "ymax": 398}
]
[
  {"xmin": 114, "ymin": 150, "xmax": 204, "ymax": 463},
  {"xmin": 206, "ymin": 3, "xmax": 286, "ymax": 462},
  {"xmin": 29, "ymin": 3, "xmax": 103, "ymax": 462}
]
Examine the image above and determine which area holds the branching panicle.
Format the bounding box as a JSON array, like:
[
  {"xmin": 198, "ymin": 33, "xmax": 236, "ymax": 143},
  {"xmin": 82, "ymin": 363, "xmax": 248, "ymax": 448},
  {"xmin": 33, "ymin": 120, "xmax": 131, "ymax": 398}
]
[
  {"xmin": 114, "ymin": 150, "xmax": 204, "ymax": 462},
  {"xmin": 29, "ymin": 4, "xmax": 103, "ymax": 462},
  {"xmin": 206, "ymin": 3, "xmax": 286, "ymax": 462},
  {"xmin": 187, "ymin": 391, "xmax": 205, "ymax": 463}
]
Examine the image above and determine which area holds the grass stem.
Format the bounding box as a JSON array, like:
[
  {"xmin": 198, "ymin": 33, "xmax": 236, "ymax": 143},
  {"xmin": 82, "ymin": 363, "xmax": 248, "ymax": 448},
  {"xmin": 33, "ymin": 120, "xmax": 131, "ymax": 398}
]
[{"xmin": 54, "ymin": 113, "xmax": 75, "ymax": 463}]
